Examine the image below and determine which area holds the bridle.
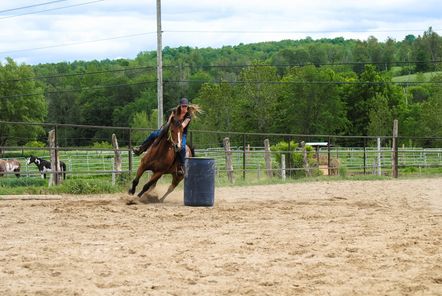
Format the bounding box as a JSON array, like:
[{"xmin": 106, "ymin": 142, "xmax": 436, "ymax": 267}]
[{"xmin": 167, "ymin": 118, "xmax": 182, "ymax": 153}]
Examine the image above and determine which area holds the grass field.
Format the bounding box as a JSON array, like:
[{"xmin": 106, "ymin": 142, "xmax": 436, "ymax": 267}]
[{"xmin": 392, "ymin": 71, "xmax": 442, "ymax": 83}]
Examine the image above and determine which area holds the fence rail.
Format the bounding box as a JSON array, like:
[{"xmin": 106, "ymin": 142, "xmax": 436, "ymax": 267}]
[{"xmin": 1, "ymin": 120, "xmax": 441, "ymax": 185}]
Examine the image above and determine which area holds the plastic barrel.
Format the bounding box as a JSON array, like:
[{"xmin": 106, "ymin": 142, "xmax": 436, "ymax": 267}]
[{"xmin": 184, "ymin": 157, "xmax": 216, "ymax": 206}]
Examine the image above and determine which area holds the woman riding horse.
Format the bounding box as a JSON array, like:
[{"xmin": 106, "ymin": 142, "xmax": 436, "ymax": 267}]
[
  {"xmin": 128, "ymin": 98, "xmax": 200, "ymax": 202},
  {"xmin": 133, "ymin": 98, "xmax": 198, "ymax": 174}
]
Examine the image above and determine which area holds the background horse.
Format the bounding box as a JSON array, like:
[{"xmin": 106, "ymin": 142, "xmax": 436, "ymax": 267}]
[
  {"xmin": 0, "ymin": 159, "xmax": 21, "ymax": 178},
  {"xmin": 128, "ymin": 112, "xmax": 193, "ymax": 202},
  {"xmin": 27, "ymin": 155, "xmax": 66, "ymax": 179}
]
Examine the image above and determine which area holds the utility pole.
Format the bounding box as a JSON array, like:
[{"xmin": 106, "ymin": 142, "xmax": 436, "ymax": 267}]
[{"xmin": 156, "ymin": 0, "xmax": 163, "ymax": 128}]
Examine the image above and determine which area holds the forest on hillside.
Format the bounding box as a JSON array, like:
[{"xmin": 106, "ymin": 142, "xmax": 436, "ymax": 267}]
[{"xmin": 1, "ymin": 27, "xmax": 441, "ymax": 147}]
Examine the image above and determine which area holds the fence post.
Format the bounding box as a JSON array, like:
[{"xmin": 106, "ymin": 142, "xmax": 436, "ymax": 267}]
[
  {"xmin": 112, "ymin": 134, "xmax": 122, "ymax": 183},
  {"xmin": 48, "ymin": 129, "xmax": 60, "ymax": 186},
  {"xmin": 281, "ymin": 154, "xmax": 286, "ymax": 180},
  {"xmin": 287, "ymin": 137, "xmax": 291, "ymax": 177},
  {"xmin": 363, "ymin": 137, "xmax": 367, "ymax": 175},
  {"xmin": 223, "ymin": 137, "xmax": 234, "ymax": 183},
  {"xmin": 327, "ymin": 137, "xmax": 331, "ymax": 176},
  {"xmin": 128, "ymin": 128, "xmax": 133, "ymax": 174},
  {"xmin": 377, "ymin": 137, "xmax": 382, "ymax": 176},
  {"xmin": 392, "ymin": 119, "xmax": 399, "ymax": 178},
  {"xmin": 242, "ymin": 134, "xmax": 246, "ymax": 180},
  {"xmin": 264, "ymin": 139, "xmax": 272, "ymax": 178}
]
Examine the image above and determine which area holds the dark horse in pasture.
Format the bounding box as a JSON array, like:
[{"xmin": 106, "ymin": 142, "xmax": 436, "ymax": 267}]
[
  {"xmin": 128, "ymin": 111, "xmax": 194, "ymax": 202},
  {"xmin": 27, "ymin": 155, "xmax": 67, "ymax": 180}
]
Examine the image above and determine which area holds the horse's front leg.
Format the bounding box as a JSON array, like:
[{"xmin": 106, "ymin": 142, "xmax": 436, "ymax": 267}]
[
  {"xmin": 159, "ymin": 172, "xmax": 184, "ymax": 202},
  {"xmin": 138, "ymin": 172, "xmax": 163, "ymax": 197},
  {"xmin": 128, "ymin": 165, "xmax": 147, "ymax": 195}
]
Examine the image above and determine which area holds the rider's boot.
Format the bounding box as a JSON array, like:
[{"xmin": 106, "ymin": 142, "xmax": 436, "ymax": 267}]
[{"xmin": 132, "ymin": 138, "xmax": 154, "ymax": 156}]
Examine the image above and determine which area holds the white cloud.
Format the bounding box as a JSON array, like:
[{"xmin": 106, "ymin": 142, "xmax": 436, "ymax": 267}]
[{"xmin": 0, "ymin": 0, "xmax": 441, "ymax": 64}]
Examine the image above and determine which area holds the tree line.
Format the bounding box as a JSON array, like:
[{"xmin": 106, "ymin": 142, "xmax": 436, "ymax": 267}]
[{"xmin": 1, "ymin": 27, "xmax": 441, "ymax": 148}]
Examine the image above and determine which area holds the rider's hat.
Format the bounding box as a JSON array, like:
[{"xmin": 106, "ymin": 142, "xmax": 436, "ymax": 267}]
[{"xmin": 180, "ymin": 98, "xmax": 189, "ymax": 106}]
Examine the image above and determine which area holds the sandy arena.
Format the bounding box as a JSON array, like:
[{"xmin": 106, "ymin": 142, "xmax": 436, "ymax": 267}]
[{"xmin": 1, "ymin": 178, "xmax": 441, "ymax": 295}]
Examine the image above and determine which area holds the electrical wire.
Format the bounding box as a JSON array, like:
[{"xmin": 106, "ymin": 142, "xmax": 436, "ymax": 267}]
[
  {"xmin": 1, "ymin": 79, "xmax": 441, "ymax": 101},
  {"xmin": 1, "ymin": 60, "xmax": 441, "ymax": 84},
  {"xmin": 0, "ymin": 80, "xmax": 156, "ymax": 100},
  {"xmin": 0, "ymin": 32, "xmax": 157, "ymax": 54},
  {"xmin": 0, "ymin": 65, "xmax": 156, "ymax": 83},
  {"xmin": 0, "ymin": 0, "xmax": 69, "ymax": 14},
  {"xmin": 165, "ymin": 28, "xmax": 441, "ymax": 34},
  {"xmin": 0, "ymin": 0, "xmax": 105, "ymax": 20}
]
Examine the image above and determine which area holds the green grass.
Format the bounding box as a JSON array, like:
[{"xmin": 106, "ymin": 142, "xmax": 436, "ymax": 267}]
[
  {"xmin": 392, "ymin": 71, "xmax": 442, "ymax": 83},
  {"xmin": 0, "ymin": 175, "xmax": 127, "ymax": 195},
  {"xmin": 1, "ymin": 146, "xmax": 440, "ymax": 195}
]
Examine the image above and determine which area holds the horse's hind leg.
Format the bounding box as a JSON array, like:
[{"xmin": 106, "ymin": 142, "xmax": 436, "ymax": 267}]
[
  {"xmin": 159, "ymin": 173, "xmax": 184, "ymax": 202},
  {"xmin": 138, "ymin": 172, "xmax": 163, "ymax": 197}
]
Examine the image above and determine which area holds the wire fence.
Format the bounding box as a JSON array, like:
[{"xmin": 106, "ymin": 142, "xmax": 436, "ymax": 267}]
[{"xmin": 0, "ymin": 121, "xmax": 441, "ymax": 185}]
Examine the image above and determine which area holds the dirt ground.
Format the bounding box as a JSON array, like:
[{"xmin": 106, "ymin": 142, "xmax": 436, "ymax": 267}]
[{"xmin": 0, "ymin": 178, "xmax": 441, "ymax": 295}]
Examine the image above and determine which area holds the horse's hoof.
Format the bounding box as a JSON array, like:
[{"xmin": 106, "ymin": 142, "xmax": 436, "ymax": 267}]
[
  {"xmin": 128, "ymin": 189, "xmax": 134, "ymax": 195},
  {"xmin": 125, "ymin": 198, "xmax": 137, "ymax": 205}
]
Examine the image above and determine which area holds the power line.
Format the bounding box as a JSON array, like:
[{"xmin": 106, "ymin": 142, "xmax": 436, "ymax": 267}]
[
  {"xmin": 1, "ymin": 60, "xmax": 442, "ymax": 84},
  {"xmin": 163, "ymin": 80, "xmax": 442, "ymax": 86},
  {"xmin": 0, "ymin": 0, "xmax": 105, "ymax": 20},
  {"xmin": 0, "ymin": 60, "xmax": 442, "ymax": 83},
  {"xmin": 2, "ymin": 25, "xmax": 440, "ymax": 56},
  {"xmin": 0, "ymin": 65, "xmax": 156, "ymax": 83},
  {"xmin": 0, "ymin": 32, "xmax": 156, "ymax": 54},
  {"xmin": 0, "ymin": 80, "xmax": 156, "ymax": 100},
  {"xmin": 0, "ymin": 0, "xmax": 69, "ymax": 14},
  {"xmin": 165, "ymin": 28, "xmax": 442, "ymax": 34},
  {"xmin": 1, "ymin": 79, "xmax": 441, "ymax": 100}
]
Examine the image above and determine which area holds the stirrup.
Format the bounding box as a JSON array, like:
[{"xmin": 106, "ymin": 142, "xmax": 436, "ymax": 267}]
[{"xmin": 177, "ymin": 165, "xmax": 185, "ymax": 176}]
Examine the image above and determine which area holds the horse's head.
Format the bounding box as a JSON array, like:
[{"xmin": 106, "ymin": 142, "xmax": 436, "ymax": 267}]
[
  {"xmin": 168, "ymin": 113, "xmax": 184, "ymax": 153},
  {"xmin": 26, "ymin": 155, "xmax": 37, "ymax": 164},
  {"xmin": 26, "ymin": 155, "xmax": 39, "ymax": 165}
]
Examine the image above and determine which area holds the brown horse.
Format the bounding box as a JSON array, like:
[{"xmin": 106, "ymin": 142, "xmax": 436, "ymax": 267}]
[{"xmin": 128, "ymin": 112, "xmax": 193, "ymax": 202}]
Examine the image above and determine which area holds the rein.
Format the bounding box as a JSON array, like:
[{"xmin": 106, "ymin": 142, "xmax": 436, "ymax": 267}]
[{"xmin": 167, "ymin": 123, "xmax": 181, "ymax": 152}]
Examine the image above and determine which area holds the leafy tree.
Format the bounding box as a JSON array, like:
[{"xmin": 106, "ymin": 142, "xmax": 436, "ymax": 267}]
[
  {"xmin": 277, "ymin": 66, "xmax": 349, "ymax": 135},
  {"xmin": 342, "ymin": 65, "xmax": 404, "ymax": 136},
  {"xmin": 130, "ymin": 109, "xmax": 158, "ymax": 144},
  {"xmin": 420, "ymin": 74, "xmax": 442, "ymax": 142},
  {"xmin": 235, "ymin": 65, "xmax": 281, "ymax": 133},
  {"xmin": 0, "ymin": 58, "xmax": 47, "ymax": 147},
  {"xmin": 193, "ymin": 82, "xmax": 236, "ymax": 132},
  {"xmin": 367, "ymin": 94, "xmax": 392, "ymax": 136}
]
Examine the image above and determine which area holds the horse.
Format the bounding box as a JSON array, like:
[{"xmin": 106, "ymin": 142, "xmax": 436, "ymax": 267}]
[
  {"xmin": 0, "ymin": 159, "xmax": 21, "ymax": 178},
  {"xmin": 128, "ymin": 111, "xmax": 194, "ymax": 202},
  {"xmin": 26, "ymin": 155, "xmax": 67, "ymax": 180}
]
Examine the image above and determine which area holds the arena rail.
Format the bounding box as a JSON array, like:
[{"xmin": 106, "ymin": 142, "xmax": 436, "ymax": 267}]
[{"xmin": 1, "ymin": 120, "xmax": 441, "ymax": 185}]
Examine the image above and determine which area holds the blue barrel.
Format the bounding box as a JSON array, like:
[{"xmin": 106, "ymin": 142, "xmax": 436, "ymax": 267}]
[{"xmin": 184, "ymin": 157, "xmax": 216, "ymax": 206}]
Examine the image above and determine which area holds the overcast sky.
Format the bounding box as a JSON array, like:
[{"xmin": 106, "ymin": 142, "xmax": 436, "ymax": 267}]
[{"xmin": 1, "ymin": 0, "xmax": 441, "ymax": 65}]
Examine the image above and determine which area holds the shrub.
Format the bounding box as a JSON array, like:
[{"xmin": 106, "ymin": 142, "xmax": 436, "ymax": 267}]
[
  {"xmin": 92, "ymin": 141, "xmax": 113, "ymax": 149},
  {"xmin": 271, "ymin": 141, "xmax": 316, "ymax": 178},
  {"xmin": 53, "ymin": 179, "xmax": 118, "ymax": 194}
]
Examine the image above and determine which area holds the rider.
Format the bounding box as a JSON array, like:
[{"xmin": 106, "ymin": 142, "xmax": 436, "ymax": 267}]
[{"xmin": 132, "ymin": 97, "xmax": 193, "ymax": 172}]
